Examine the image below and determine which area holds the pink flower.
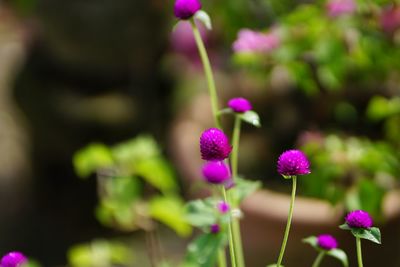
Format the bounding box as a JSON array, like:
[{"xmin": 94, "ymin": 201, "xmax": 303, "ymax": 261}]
[
  {"xmin": 327, "ymin": 0, "xmax": 356, "ymax": 17},
  {"xmin": 232, "ymin": 29, "xmax": 280, "ymax": 53},
  {"xmin": 380, "ymin": 6, "xmax": 400, "ymax": 33}
]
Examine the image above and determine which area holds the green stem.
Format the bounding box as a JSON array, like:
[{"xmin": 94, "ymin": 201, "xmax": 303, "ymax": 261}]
[
  {"xmin": 222, "ymin": 186, "xmax": 237, "ymax": 267},
  {"xmin": 276, "ymin": 176, "xmax": 297, "ymax": 267},
  {"xmin": 230, "ymin": 115, "xmax": 245, "ymax": 267},
  {"xmin": 356, "ymin": 237, "xmax": 363, "ymax": 267},
  {"xmin": 190, "ymin": 19, "xmax": 222, "ymax": 129},
  {"xmin": 218, "ymin": 248, "xmax": 227, "ymax": 267},
  {"xmin": 312, "ymin": 251, "xmax": 326, "ymax": 267}
]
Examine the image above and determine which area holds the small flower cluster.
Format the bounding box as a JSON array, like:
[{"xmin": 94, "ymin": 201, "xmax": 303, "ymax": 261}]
[{"xmin": 0, "ymin": 251, "xmax": 27, "ymax": 267}]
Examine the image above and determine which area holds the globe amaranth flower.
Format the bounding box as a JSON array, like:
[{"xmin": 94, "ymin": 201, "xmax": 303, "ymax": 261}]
[
  {"xmin": 232, "ymin": 29, "xmax": 280, "ymax": 53},
  {"xmin": 174, "ymin": 0, "xmax": 202, "ymax": 20},
  {"xmin": 380, "ymin": 6, "xmax": 400, "ymax": 33},
  {"xmin": 228, "ymin": 97, "xmax": 252, "ymax": 113},
  {"xmin": 210, "ymin": 223, "xmax": 220, "ymax": 234},
  {"xmin": 317, "ymin": 234, "xmax": 338, "ymax": 250},
  {"xmin": 345, "ymin": 210, "xmax": 373, "ymax": 229},
  {"xmin": 200, "ymin": 128, "xmax": 232, "ymax": 161},
  {"xmin": 202, "ymin": 161, "xmax": 231, "ymax": 184},
  {"xmin": 277, "ymin": 149, "xmax": 311, "ymax": 177},
  {"xmin": 326, "ymin": 0, "xmax": 356, "ymax": 17},
  {"xmin": 217, "ymin": 201, "xmax": 230, "ymax": 214},
  {"xmin": 0, "ymin": 251, "xmax": 27, "ymax": 267}
]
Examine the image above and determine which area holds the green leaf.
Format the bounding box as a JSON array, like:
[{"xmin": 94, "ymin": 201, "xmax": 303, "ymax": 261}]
[
  {"xmin": 302, "ymin": 236, "xmax": 318, "ymax": 249},
  {"xmin": 350, "ymin": 227, "xmax": 381, "ymax": 244},
  {"xmin": 184, "ymin": 233, "xmax": 226, "ymax": 267},
  {"xmin": 194, "ymin": 10, "xmax": 212, "ymax": 30},
  {"xmin": 135, "ymin": 157, "xmax": 178, "ymax": 193},
  {"xmin": 68, "ymin": 240, "xmax": 133, "ymax": 267},
  {"xmin": 73, "ymin": 143, "xmax": 114, "ymax": 178},
  {"xmin": 266, "ymin": 264, "xmax": 284, "ymax": 267},
  {"xmin": 185, "ymin": 198, "xmax": 217, "ymax": 227},
  {"xmin": 231, "ymin": 178, "xmax": 261, "ymax": 205},
  {"xmin": 339, "ymin": 223, "xmax": 351, "ymax": 230},
  {"xmin": 239, "ymin": 110, "xmax": 261, "ymax": 127},
  {"xmin": 218, "ymin": 108, "xmax": 234, "ymax": 117},
  {"xmin": 327, "ymin": 248, "xmax": 348, "ymax": 267},
  {"xmin": 149, "ymin": 196, "xmax": 192, "ymax": 237}
]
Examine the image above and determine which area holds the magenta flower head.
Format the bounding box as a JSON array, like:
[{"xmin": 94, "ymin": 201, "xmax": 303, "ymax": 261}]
[
  {"xmin": 317, "ymin": 234, "xmax": 338, "ymax": 250},
  {"xmin": 210, "ymin": 223, "xmax": 220, "ymax": 234},
  {"xmin": 345, "ymin": 210, "xmax": 373, "ymax": 229},
  {"xmin": 200, "ymin": 128, "xmax": 232, "ymax": 161},
  {"xmin": 174, "ymin": 0, "xmax": 202, "ymax": 20},
  {"xmin": 202, "ymin": 161, "xmax": 231, "ymax": 184},
  {"xmin": 217, "ymin": 201, "xmax": 230, "ymax": 214},
  {"xmin": 232, "ymin": 29, "xmax": 280, "ymax": 53},
  {"xmin": 326, "ymin": 0, "xmax": 356, "ymax": 17},
  {"xmin": 277, "ymin": 149, "xmax": 311, "ymax": 177},
  {"xmin": 228, "ymin": 97, "xmax": 252, "ymax": 113},
  {"xmin": 0, "ymin": 251, "xmax": 28, "ymax": 267}
]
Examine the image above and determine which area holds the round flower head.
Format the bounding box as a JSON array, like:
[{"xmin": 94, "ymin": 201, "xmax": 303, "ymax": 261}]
[
  {"xmin": 210, "ymin": 223, "xmax": 220, "ymax": 234},
  {"xmin": 0, "ymin": 251, "xmax": 27, "ymax": 267},
  {"xmin": 345, "ymin": 210, "xmax": 373, "ymax": 229},
  {"xmin": 232, "ymin": 29, "xmax": 280, "ymax": 53},
  {"xmin": 200, "ymin": 128, "xmax": 232, "ymax": 161},
  {"xmin": 228, "ymin": 97, "xmax": 252, "ymax": 113},
  {"xmin": 202, "ymin": 161, "xmax": 231, "ymax": 184},
  {"xmin": 277, "ymin": 149, "xmax": 311, "ymax": 177},
  {"xmin": 317, "ymin": 234, "xmax": 338, "ymax": 250},
  {"xmin": 217, "ymin": 201, "xmax": 230, "ymax": 214},
  {"xmin": 174, "ymin": 0, "xmax": 202, "ymax": 20},
  {"xmin": 326, "ymin": 0, "xmax": 356, "ymax": 17}
]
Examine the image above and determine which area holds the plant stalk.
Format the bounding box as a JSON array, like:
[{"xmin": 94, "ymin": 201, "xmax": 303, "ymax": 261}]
[
  {"xmin": 276, "ymin": 176, "xmax": 297, "ymax": 267},
  {"xmin": 230, "ymin": 115, "xmax": 246, "ymax": 267},
  {"xmin": 218, "ymin": 248, "xmax": 227, "ymax": 267},
  {"xmin": 190, "ymin": 19, "xmax": 222, "ymax": 129},
  {"xmin": 222, "ymin": 186, "xmax": 237, "ymax": 267},
  {"xmin": 312, "ymin": 251, "xmax": 326, "ymax": 267},
  {"xmin": 356, "ymin": 237, "xmax": 363, "ymax": 267}
]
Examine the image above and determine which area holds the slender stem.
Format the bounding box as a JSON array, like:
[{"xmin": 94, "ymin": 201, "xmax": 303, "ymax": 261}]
[
  {"xmin": 190, "ymin": 19, "xmax": 222, "ymax": 129},
  {"xmin": 356, "ymin": 237, "xmax": 363, "ymax": 267},
  {"xmin": 230, "ymin": 115, "xmax": 246, "ymax": 267},
  {"xmin": 276, "ymin": 176, "xmax": 297, "ymax": 267},
  {"xmin": 231, "ymin": 115, "xmax": 241, "ymax": 181},
  {"xmin": 312, "ymin": 251, "xmax": 326, "ymax": 267},
  {"xmin": 218, "ymin": 248, "xmax": 227, "ymax": 267},
  {"xmin": 222, "ymin": 186, "xmax": 237, "ymax": 267}
]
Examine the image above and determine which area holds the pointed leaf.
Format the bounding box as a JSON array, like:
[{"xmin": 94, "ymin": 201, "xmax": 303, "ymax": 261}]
[
  {"xmin": 266, "ymin": 264, "xmax": 284, "ymax": 267},
  {"xmin": 73, "ymin": 143, "xmax": 114, "ymax": 178},
  {"xmin": 185, "ymin": 198, "xmax": 217, "ymax": 227},
  {"xmin": 239, "ymin": 110, "xmax": 261, "ymax": 127},
  {"xmin": 302, "ymin": 236, "xmax": 318, "ymax": 249},
  {"xmin": 194, "ymin": 10, "xmax": 212, "ymax": 30},
  {"xmin": 350, "ymin": 227, "xmax": 381, "ymax": 244},
  {"xmin": 327, "ymin": 248, "xmax": 348, "ymax": 267},
  {"xmin": 339, "ymin": 223, "xmax": 351, "ymax": 230},
  {"xmin": 218, "ymin": 108, "xmax": 234, "ymax": 117}
]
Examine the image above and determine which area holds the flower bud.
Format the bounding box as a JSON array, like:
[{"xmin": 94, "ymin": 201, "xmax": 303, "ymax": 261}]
[
  {"xmin": 202, "ymin": 161, "xmax": 231, "ymax": 184},
  {"xmin": 0, "ymin": 251, "xmax": 28, "ymax": 267},
  {"xmin": 228, "ymin": 97, "xmax": 252, "ymax": 113},
  {"xmin": 277, "ymin": 149, "xmax": 311, "ymax": 177},
  {"xmin": 200, "ymin": 128, "xmax": 232, "ymax": 161},
  {"xmin": 174, "ymin": 0, "xmax": 202, "ymax": 20}
]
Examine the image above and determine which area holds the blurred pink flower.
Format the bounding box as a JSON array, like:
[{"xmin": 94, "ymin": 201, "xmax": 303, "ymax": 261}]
[
  {"xmin": 326, "ymin": 0, "xmax": 356, "ymax": 17},
  {"xmin": 232, "ymin": 29, "xmax": 280, "ymax": 53},
  {"xmin": 170, "ymin": 21, "xmax": 208, "ymax": 56},
  {"xmin": 380, "ymin": 6, "xmax": 400, "ymax": 33}
]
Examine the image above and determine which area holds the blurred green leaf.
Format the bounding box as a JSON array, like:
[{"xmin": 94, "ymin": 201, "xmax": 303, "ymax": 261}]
[
  {"xmin": 194, "ymin": 10, "xmax": 212, "ymax": 30},
  {"xmin": 239, "ymin": 111, "xmax": 261, "ymax": 127},
  {"xmin": 149, "ymin": 196, "xmax": 192, "ymax": 237},
  {"xmin": 68, "ymin": 240, "xmax": 133, "ymax": 267},
  {"xmin": 302, "ymin": 236, "xmax": 318, "ymax": 248},
  {"xmin": 232, "ymin": 177, "xmax": 261, "ymax": 205},
  {"xmin": 73, "ymin": 143, "xmax": 114, "ymax": 178},
  {"xmin": 350, "ymin": 227, "xmax": 381, "ymax": 244},
  {"xmin": 136, "ymin": 157, "xmax": 178, "ymax": 193},
  {"xmin": 184, "ymin": 233, "xmax": 226, "ymax": 267},
  {"xmin": 366, "ymin": 96, "xmax": 400, "ymax": 121},
  {"xmin": 327, "ymin": 249, "xmax": 348, "ymax": 267},
  {"xmin": 185, "ymin": 198, "xmax": 218, "ymax": 227}
]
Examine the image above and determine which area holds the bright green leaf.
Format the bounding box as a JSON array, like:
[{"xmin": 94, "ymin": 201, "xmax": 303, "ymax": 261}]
[
  {"xmin": 350, "ymin": 227, "xmax": 381, "ymax": 244},
  {"xmin": 73, "ymin": 143, "xmax": 114, "ymax": 178},
  {"xmin": 185, "ymin": 198, "xmax": 217, "ymax": 227},
  {"xmin": 149, "ymin": 196, "xmax": 192, "ymax": 237},
  {"xmin": 302, "ymin": 236, "xmax": 318, "ymax": 249}
]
